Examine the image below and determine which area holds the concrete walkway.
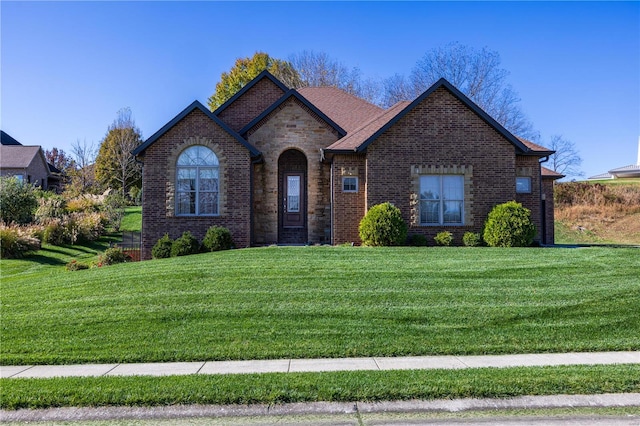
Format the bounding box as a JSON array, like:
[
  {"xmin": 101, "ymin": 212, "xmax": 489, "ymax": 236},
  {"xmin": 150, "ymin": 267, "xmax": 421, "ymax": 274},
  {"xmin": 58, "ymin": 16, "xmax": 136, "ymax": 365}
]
[{"xmin": 2, "ymin": 351, "xmax": 638, "ymax": 379}]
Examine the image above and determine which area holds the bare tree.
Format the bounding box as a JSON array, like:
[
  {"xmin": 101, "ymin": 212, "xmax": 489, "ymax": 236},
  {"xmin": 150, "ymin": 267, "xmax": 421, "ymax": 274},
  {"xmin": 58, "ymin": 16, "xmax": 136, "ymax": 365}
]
[
  {"xmin": 548, "ymin": 135, "xmax": 583, "ymax": 179},
  {"xmin": 381, "ymin": 73, "xmax": 415, "ymax": 108},
  {"xmin": 392, "ymin": 42, "xmax": 536, "ymax": 139},
  {"xmin": 69, "ymin": 138, "xmax": 97, "ymax": 193},
  {"xmin": 289, "ymin": 50, "xmax": 380, "ymax": 104},
  {"xmin": 95, "ymin": 108, "xmax": 143, "ymax": 198}
]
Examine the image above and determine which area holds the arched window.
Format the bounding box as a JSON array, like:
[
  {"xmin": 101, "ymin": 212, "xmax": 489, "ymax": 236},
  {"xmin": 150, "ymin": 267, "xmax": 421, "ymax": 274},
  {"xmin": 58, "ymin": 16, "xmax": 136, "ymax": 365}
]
[{"xmin": 176, "ymin": 145, "xmax": 219, "ymax": 215}]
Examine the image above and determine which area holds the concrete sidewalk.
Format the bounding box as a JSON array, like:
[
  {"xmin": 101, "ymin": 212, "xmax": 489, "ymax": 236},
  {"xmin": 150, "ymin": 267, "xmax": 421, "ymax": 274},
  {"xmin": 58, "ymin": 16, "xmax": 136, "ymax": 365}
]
[{"xmin": 2, "ymin": 351, "xmax": 638, "ymax": 379}]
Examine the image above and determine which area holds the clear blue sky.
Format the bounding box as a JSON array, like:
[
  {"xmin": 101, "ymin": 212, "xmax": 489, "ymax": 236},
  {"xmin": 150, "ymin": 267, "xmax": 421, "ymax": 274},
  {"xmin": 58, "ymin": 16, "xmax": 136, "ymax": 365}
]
[{"xmin": 2, "ymin": 1, "xmax": 638, "ymax": 180}]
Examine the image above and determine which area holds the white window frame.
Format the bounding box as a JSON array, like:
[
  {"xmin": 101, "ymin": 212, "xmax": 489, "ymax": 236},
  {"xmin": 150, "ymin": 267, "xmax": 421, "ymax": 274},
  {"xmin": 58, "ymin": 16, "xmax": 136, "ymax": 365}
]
[
  {"xmin": 419, "ymin": 175, "xmax": 464, "ymax": 226},
  {"xmin": 176, "ymin": 146, "xmax": 220, "ymax": 216},
  {"xmin": 342, "ymin": 176, "xmax": 358, "ymax": 193},
  {"xmin": 516, "ymin": 177, "xmax": 532, "ymax": 194}
]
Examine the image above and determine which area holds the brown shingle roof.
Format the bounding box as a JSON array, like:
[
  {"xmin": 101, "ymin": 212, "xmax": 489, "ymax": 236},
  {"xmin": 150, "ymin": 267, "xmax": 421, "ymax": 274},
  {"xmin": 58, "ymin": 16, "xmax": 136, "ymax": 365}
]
[
  {"xmin": 326, "ymin": 101, "xmax": 411, "ymax": 151},
  {"xmin": 297, "ymin": 87, "xmax": 384, "ymax": 133},
  {"xmin": 541, "ymin": 166, "xmax": 565, "ymax": 179},
  {"xmin": 0, "ymin": 145, "xmax": 42, "ymax": 168},
  {"xmin": 517, "ymin": 137, "xmax": 553, "ymax": 154}
]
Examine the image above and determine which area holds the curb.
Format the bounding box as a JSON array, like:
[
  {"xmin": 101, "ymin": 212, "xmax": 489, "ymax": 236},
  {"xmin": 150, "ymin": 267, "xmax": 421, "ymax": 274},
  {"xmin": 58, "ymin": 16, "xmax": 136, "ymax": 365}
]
[{"xmin": 2, "ymin": 393, "xmax": 640, "ymax": 422}]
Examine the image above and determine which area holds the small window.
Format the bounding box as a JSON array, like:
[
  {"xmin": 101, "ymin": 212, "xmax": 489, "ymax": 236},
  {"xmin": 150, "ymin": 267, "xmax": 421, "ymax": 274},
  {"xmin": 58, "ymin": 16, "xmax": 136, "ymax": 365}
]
[
  {"xmin": 342, "ymin": 176, "xmax": 358, "ymax": 192},
  {"xmin": 516, "ymin": 177, "xmax": 532, "ymax": 194}
]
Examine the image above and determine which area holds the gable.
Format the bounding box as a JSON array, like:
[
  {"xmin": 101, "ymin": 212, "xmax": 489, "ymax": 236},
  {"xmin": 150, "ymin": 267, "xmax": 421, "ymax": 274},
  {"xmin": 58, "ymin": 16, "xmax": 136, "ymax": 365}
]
[
  {"xmin": 133, "ymin": 101, "xmax": 259, "ymax": 158},
  {"xmin": 214, "ymin": 70, "xmax": 289, "ymax": 133},
  {"xmin": 0, "ymin": 145, "xmax": 44, "ymax": 169}
]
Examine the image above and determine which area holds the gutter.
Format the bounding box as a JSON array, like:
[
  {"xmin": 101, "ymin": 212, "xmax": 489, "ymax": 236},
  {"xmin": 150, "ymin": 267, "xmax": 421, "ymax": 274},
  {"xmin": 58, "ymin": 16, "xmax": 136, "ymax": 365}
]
[{"xmin": 538, "ymin": 155, "xmax": 549, "ymax": 245}]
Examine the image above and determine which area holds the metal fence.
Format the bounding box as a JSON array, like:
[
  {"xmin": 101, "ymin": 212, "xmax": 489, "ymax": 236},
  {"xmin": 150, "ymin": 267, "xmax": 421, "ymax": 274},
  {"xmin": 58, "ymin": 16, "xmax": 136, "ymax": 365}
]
[{"xmin": 111, "ymin": 231, "xmax": 141, "ymax": 262}]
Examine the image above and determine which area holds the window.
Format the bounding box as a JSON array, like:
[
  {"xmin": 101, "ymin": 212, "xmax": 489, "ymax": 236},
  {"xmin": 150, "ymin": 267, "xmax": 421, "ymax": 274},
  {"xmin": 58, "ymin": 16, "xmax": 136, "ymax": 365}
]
[
  {"xmin": 176, "ymin": 146, "xmax": 219, "ymax": 215},
  {"xmin": 342, "ymin": 176, "xmax": 358, "ymax": 192},
  {"xmin": 419, "ymin": 175, "xmax": 464, "ymax": 225},
  {"xmin": 516, "ymin": 177, "xmax": 532, "ymax": 194}
]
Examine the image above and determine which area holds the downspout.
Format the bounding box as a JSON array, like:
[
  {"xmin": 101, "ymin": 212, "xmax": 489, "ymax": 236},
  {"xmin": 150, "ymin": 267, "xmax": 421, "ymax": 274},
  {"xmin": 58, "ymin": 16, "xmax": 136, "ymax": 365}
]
[{"xmin": 538, "ymin": 155, "xmax": 549, "ymax": 245}]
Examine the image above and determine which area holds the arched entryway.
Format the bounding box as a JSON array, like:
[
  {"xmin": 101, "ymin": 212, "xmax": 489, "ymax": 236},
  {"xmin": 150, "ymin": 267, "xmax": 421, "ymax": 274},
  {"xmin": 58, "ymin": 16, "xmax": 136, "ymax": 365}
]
[{"xmin": 278, "ymin": 149, "xmax": 307, "ymax": 244}]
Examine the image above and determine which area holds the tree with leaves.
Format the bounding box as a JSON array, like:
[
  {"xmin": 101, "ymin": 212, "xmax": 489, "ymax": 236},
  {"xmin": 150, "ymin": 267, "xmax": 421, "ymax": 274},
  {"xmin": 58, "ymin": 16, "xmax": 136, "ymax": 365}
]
[
  {"xmin": 384, "ymin": 42, "xmax": 536, "ymax": 139},
  {"xmin": 548, "ymin": 135, "xmax": 583, "ymax": 179},
  {"xmin": 208, "ymin": 52, "xmax": 301, "ymax": 110},
  {"xmin": 45, "ymin": 147, "xmax": 75, "ymax": 173},
  {"xmin": 95, "ymin": 108, "xmax": 143, "ymax": 198}
]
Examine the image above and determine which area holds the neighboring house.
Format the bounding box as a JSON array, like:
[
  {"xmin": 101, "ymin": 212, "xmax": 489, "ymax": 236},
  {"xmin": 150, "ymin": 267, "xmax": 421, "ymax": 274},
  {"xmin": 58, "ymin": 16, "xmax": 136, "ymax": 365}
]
[
  {"xmin": 134, "ymin": 71, "xmax": 561, "ymax": 259},
  {"xmin": 0, "ymin": 130, "xmax": 60, "ymax": 191},
  {"xmin": 588, "ymin": 137, "xmax": 640, "ymax": 180}
]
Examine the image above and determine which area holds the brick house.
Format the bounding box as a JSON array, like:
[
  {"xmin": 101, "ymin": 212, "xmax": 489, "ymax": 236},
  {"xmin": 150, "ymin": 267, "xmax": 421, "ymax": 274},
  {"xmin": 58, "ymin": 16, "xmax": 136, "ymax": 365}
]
[
  {"xmin": 133, "ymin": 71, "xmax": 561, "ymax": 259},
  {"xmin": 0, "ymin": 130, "xmax": 61, "ymax": 191}
]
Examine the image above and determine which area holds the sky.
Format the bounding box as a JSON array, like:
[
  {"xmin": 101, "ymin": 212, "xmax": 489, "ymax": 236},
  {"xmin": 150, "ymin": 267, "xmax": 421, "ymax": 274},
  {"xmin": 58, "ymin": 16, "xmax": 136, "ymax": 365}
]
[{"xmin": 1, "ymin": 1, "xmax": 639, "ymax": 180}]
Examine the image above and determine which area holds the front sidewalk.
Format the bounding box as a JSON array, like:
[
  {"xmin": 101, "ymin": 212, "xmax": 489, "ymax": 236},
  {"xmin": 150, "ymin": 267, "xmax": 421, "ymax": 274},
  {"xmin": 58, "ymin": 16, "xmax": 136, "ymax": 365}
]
[{"xmin": 2, "ymin": 351, "xmax": 639, "ymax": 379}]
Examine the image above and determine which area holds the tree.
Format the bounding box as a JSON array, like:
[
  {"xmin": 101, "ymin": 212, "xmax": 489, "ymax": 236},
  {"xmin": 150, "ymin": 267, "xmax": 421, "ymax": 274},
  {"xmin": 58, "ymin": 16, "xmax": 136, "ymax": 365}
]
[
  {"xmin": 289, "ymin": 50, "xmax": 381, "ymax": 104},
  {"xmin": 68, "ymin": 139, "xmax": 97, "ymax": 195},
  {"xmin": 548, "ymin": 135, "xmax": 583, "ymax": 179},
  {"xmin": 44, "ymin": 147, "xmax": 75, "ymax": 173},
  {"xmin": 95, "ymin": 108, "xmax": 143, "ymax": 198},
  {"xmin": 208, "ymin": 52, "xmax": 301, "ymax": 110},
  {"xmin": 385, "ymin": 42, "xmax": 537, "ymax": 139}
]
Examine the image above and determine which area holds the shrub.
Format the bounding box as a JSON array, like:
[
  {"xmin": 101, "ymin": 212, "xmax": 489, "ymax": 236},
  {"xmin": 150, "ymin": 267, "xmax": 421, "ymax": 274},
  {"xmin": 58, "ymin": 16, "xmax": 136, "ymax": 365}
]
[
  {"xmin": 359, "ymin": 202, "xmax": 408, "ymax": 247},
  {"xmin": 462, "ymin": 232, "xmax": 482, "ymax": 247},
  {"xmin": 73, "ymin": 212, "xmax": 106, "ymax": 242},
  {"xmin": 66, "ymin": 196, "xmax": 101, "ymax": 213},
  {"xmin": 0, "ymin": 176, "xmax": 38, "ymax": 224},
  {"xmin": 170, "ymin": 231, "xmax": 201, "ymax": 257},
  {"xmin": 98, "ymin": 247, "xmax": 131, "ymax": 266},
  {"xmin": 434, "ymin": 231, "xmax": 453, "ymax": 246},
  {"xmin": 483, "ymin": 201, "xmax": 536, "ymax": 247},
  {"xmin": 35, "ymin": 195, "xmax": 67, "ymax": 223},
  {"xmin": 152, "ymin": 234, "xmax": 173, "ymax": 259},
  {"xmin": 409, "ymin": 234, "xmax": 428, "ymax": 247},
  {"xmin": 42, "ymin": 218, "xmax": 70, "ymax": 245},
  {"xmin": 202, "ymin": 226, "xmax": 234, "ymax": 252},
  {"xmin": 0, "ymin": 224, "xmax": 41, "ymax": 258},
  {"xmin": 65, "ymin": 259, "xmax": 89, "ymax": 271}
]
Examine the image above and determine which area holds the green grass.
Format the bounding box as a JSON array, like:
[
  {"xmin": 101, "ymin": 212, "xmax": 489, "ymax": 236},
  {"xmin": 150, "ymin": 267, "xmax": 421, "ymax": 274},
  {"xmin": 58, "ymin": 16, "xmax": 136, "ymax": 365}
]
[
  {"xmin": 2, "ymin": 246, "xmax": 639, "ymax": 365},
  {"xmin": 119, "ymin": 206, "xmax": 142, "ymax": 232},
  {"xmin": 1, "ymin": 364, "xmax": 638, "ymax": 409}
]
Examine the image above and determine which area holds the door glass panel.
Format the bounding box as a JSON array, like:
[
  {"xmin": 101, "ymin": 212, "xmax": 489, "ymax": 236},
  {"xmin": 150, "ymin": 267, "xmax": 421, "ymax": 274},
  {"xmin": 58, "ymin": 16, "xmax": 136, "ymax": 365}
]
[{"xmin": 287, "ymin": 175, "xmax": 300, "ymax": 212}]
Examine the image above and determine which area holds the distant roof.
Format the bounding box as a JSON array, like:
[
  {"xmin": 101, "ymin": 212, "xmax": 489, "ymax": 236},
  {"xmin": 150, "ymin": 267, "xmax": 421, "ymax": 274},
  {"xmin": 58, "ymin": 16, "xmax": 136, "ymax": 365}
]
[
  {"xmin": 0, "ymin": 145, "xmax": 43, "ymax": 168},
  {"xmin": 541, "ymin": 166, "xmax": 565, "ymax": 179},
  {"xmin": 296, "ymin": 86, "xmax": 384, "ymax": 133},
  {"xmin": 609, "ymin": 164, "xmax": 640, "ymax": 174},
  {"xmin": 588, "ymin": 164, "xmax": 640, "ymax": 180},
  {"xmin": 587, "ymin": 172, "xmax": 613, "ymax": 180},
  {"xmin": 1, "ymin": 130, "xmax": 23, "ymax": 146}
]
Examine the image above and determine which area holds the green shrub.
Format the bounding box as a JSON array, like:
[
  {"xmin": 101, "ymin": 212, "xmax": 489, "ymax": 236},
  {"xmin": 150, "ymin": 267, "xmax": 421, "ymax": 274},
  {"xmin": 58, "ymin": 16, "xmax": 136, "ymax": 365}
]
[
  {"xmin": 409, "ymin": 234, "xmax": 428, "ymax": 247},
  {"xmin": 0, "ymin": 224, "xmax": 41, "ymax": 258},
  {"xmin": 73, "ymin": 212, "xmax": 106, "ymax": 242},
  {"xmin": 202, "ymin": 226, "xmax": 234, "ymax": 252},
  {"xmin": 42, "ymin": 218, "xmax": 70, "ymax": 245},
  {"xmin": 359, "ymin": 202, "xmax": 408, "ymax": 247},
  {"xmin": 171, "ymin": 231, "xmax": 201, "ymax": 257},
  {"xmin": 483, "ymin": 201, "xmax": 536, "ymax": 247},
  {"xmin": 434, "ymin": 231, "xmax": 453, "ymax": 246},
  {"xmin": 152, "ymin": 234, "xmax": 173, "ymax": 259},
  {"xmin": 98, "ymin": 247, "xmax": 131, "ymax": 266},
  {"xmin": 463, "ymin": 232, "xmax": 482, "ymax": 247},
  {"xmin": 0, "ymin": 176, "xmax": 38, "ymax": 224},
  {"xmin": 65, "ymin": 259, "xmax": 89, "ymax": 271}
]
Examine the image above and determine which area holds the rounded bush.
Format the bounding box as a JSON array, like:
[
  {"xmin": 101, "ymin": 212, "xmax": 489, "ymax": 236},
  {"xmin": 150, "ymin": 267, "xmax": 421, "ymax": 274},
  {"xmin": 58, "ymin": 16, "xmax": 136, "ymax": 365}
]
[
  {"xmin": 152, "ymin": 233, "xmax": 173, "ymax": 259},
  {"xmin": 99, "ymin": 247, "xmax": 131, "ymax": 266},
  {"xmin": 483, "ymin": 201, "xmax": 536, "ymax": 247},
  {"xmin": 462, "ymin": 232, "xmax": 481, "ymax": 247},
  {"xmin": 358, "ymin": 202, "xmax": 408, "ymax": 247},
  {"xmin": 170, "ymin": 231, "xmax": 201, "ymax": 257},
  {"xmin": 0, "ymin": 176, "xmax": 38, "ymax": 224},
  {"xmin": 434, "ymin": 231, "xmax": 453, "ymax": 246},
  {"xmin": 202, "ymin": 226, "xmax": 234, "ymax": 252}
]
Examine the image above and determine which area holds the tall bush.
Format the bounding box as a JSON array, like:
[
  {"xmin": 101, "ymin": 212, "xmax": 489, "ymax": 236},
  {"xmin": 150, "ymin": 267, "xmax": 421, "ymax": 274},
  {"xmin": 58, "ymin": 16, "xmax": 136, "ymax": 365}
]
[
  {"xmin": 202, "ymin": 226, "xmax": 234, "ymax": 252},
  {"xmin": 0, "ymin": 176, "xmax": 38, "ymax": 224},
  {"xmin": 483, "ymin": 201, "xmax": 536, "ymax": 247},
  {"xmin": 152, "ymin": 234, "xmax": 173, "ymax": 259},
  {"xmin": 170, "ymin": 231, "xmax": 201, "ymax": 257},
  {"xmin": 359, "ymin": 202, "xmax": 408, "ymax": 246}
]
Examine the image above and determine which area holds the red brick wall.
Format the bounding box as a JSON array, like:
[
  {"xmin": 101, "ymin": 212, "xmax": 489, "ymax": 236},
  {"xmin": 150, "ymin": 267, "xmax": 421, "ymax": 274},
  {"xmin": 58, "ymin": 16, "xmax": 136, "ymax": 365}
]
[
  {"xmin": 332, "ymin": 154, "xmax": 367, "ymax": 244},
  {"xmin": 515, "ymin": 155, "xmax": 542, "ymax": 242},
  {"xmin": 139, "ymin": 109, "xmax": 252, "ymax": 260},
  {"xmin": 216, "ymin": 78, "xmax": 286, "ymax": 133},
  {"xmin": 364, "ymin": 86, "xmax": 520, "ymax": 245}
]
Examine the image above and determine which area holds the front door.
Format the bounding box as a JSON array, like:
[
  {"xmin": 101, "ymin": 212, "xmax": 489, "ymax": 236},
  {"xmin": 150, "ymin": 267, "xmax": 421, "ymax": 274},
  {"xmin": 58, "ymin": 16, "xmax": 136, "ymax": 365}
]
[
  {"xmin": 278, "ymin": 149, "xmax": 307, "ymax": 244},
  {"xmin": 283, "ymin": 173, "xmax": 304, "ymax": 228}
]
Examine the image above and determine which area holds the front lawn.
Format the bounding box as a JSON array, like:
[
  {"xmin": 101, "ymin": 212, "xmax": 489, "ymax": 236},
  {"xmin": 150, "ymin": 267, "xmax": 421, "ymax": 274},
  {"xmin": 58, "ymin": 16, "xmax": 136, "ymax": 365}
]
[{"xmin": 1, "ymin": 246, "xmax": 638, "ymax": 365}]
